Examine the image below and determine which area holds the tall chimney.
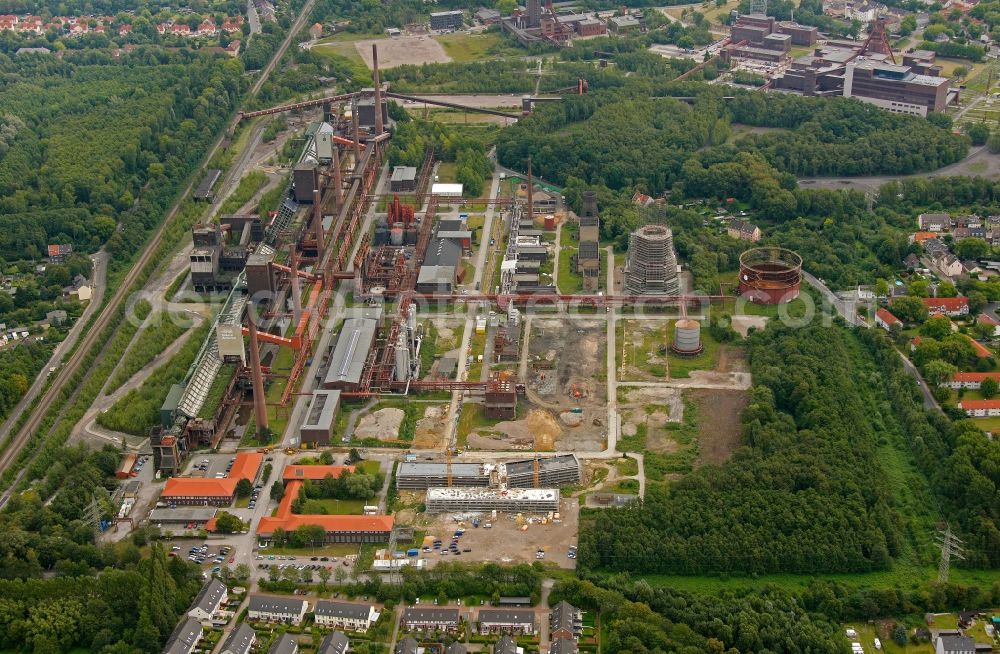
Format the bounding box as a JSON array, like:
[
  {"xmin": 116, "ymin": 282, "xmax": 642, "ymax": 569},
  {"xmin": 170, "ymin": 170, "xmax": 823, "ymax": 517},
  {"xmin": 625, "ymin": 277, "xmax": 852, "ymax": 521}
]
[
  {"xmin": 526, "ymin": 157, "xmax": 534, "ymax": 220},
  {"xmin": 290, "ymin": 245, "xmax": 302, "ymax": 325},
  {"xmin": 247, "ymin": 313, "xmax": 269, "ymax": 437},
  {"xmin": 312, "ymin": 188, "xmax": 325, "ymax": 257},
  {"xmin": 332, "ymin": 146, "xmax": 344, "ymax": 209},
  {"xmin": 351, "ymin": 99, "xmax": 362, "ymax": 169},
  {"xmin": 372, "ymin": 44, "xmax": 384, "ymax": 136}
]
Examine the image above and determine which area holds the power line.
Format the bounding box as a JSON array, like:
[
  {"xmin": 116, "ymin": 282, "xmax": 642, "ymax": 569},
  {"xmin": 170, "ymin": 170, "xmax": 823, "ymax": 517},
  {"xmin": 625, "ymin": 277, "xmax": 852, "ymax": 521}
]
[{"xmin": 935, "ymin": 524, "xmax": 965, "ymax": 584}]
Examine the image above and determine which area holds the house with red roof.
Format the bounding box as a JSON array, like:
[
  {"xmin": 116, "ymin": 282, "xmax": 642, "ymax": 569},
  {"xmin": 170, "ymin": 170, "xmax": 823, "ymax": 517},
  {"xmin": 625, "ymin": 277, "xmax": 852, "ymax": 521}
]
[
  {"xmin": 222, "ymin": 16, "xmax": 244, "ymax": 31},
  {"xmin": 875, "ymin": 307, "xmax": 903, "ymax": 331},
  {"xmin": 959, "ymin": 399, "xmax": 1000, "ymax": 417},
  {"xmin": 172, "ymin": 23, "xmax": 192, "ymax": 35},
  {"xmin": 197, "ymin": 19, "xmax": 217, "ymax": 36},
  {"xmin": 160, "ymin": 452, "xmax": 263, "ymax": 506},
  {"xmin": 942, "ymin": 372, "xmax": 1000, "ymax": 389},
  {"xmin": 921, "ymin": 297, "xmax": 969, "ymax": 317}
]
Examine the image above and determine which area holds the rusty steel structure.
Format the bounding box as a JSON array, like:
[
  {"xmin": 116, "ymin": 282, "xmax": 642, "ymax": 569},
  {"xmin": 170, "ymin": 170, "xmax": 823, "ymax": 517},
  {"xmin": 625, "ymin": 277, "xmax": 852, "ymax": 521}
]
[{"xmin": 737, "ymin": 247, "xmax": 803, "ymax": 305}]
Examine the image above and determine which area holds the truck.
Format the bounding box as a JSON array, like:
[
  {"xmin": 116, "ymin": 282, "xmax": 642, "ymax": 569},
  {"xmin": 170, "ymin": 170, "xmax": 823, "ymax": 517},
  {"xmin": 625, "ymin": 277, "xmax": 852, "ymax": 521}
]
[{"xmin": 406, "ymin": 549, "xmax": 419, "ymax": 557}]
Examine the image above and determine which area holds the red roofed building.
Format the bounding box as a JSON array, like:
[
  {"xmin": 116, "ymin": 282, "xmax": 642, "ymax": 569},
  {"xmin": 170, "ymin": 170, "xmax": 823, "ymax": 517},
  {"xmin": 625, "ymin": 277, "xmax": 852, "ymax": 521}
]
[
  {"xmin": 967, "ymin": 335, "xmax": 994, "ymax": 359},
  {"xmin": 256, "ymin": 480, "xmax": 392, "ymax": 543},
  {"xmin": 283, "ymin": 465, "xmax": 355, "ymax": 481},
  {"xmin": 875, "ymin": 307, "xmax": 902, "ymax": 331},
  {"xmin": 921, "ymin": 297, "xmax": 969, "ymax": 317},
  {"xmin": 222, "ymin": 16, "xmax": 244, "ymax": 32},
  {"xmin": 197, "ymin": 19, "xmax": 216, "ymax": 35},
  {"xmin": 172, "ymin": 23, "xmax": 192, "ymax": 35},
  {"xmin": 959, "ymin": 399, "xmax": 1000, "ymax": 417},
  {"xmin": 943, "ymin": 372, "xmax": 1000, "ymax": 389},
  {"xmin": 160, "ymin": 452, "xmax": 263, "ymax": 506},
  {"xmin": 118, "ymin": 24, "xmax": 132, "ymax": 34}
]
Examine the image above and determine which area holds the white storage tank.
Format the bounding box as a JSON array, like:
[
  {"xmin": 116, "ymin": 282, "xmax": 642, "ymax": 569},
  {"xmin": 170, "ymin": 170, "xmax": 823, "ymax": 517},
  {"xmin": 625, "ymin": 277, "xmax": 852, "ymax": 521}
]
[{"xmin": 671, "ymin": 319, "xmax": 703, "ymax": 355}]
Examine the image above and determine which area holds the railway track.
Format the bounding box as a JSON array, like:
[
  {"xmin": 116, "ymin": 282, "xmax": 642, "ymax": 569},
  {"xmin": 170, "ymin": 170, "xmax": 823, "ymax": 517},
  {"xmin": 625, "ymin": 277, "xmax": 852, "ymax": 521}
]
[{"xmin": 0, "ymin": 0, "xmax": 317, "ymax": 501}]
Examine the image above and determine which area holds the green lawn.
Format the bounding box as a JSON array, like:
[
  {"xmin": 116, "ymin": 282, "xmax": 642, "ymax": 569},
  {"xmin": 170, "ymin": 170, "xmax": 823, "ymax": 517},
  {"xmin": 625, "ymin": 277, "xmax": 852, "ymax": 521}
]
[
  {"xmin": 666, "ymin": 320, "xmax": 723, "ymax": 379},
  {"xmin": 846, "ymin": 623, "xmax": 934, "ymax": 654},
  {"xmin": 467, "ymin": 330, "xmax": 487, "ymax": 381},
  {"xmin": 558, "ymin": 245, "xmax": 583, "ymax": 294},
  {"xmin": 264, "ymin": 543, "xmax": 360, "ymax": 557},
  {"xmin": 433, "ymin": 31, "xmax": 505, "ymax": 62},
  {"xmin": 298, "ymin": 498, "xmax": 368, "ymax": 515}
]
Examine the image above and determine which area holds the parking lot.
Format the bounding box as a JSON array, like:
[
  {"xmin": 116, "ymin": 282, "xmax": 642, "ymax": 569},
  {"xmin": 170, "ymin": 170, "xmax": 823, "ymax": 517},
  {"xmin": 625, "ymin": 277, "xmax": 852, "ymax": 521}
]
[{"xmin": 413, "ymin": 497, "xmax": 580, "ymax": 569}]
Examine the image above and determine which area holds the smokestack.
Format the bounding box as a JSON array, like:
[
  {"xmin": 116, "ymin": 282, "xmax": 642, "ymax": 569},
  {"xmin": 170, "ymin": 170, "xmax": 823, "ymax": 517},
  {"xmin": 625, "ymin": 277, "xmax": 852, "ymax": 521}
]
[
  {"xmin": 372, "ymin": 44, "xmax": 384, "ymax": 136},
  {"xmin": 247, "ymin": 313, "xmax": 269, "ymax": 437},
  {"xmin": 290, "ymin": 245, "xmax": 302, "ymax": 325},
  {"xmin": 332, "ymin": 146, "xmax": 344, "ymax": 209},
  {"xmin": 527, "ymin": 157, "xmax": 534, "ymax": 219},
  {"xmin": 351, "ymin": 99, "xmax": 362, "ymax": 169},
  {"xmin": 312, "ymin": 188, "xmax": 325, "ymax": 259}
]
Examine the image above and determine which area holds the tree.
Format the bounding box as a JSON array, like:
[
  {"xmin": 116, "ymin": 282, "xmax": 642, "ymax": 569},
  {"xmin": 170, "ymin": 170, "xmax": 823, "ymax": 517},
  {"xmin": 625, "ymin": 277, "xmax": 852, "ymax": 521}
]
[
  {"xmin": 213, "ymin": 512, "xmax": 245, "ymax": 534},
  {"xmin": 497, "ymin": 0, "xmax": 517, "ymax": 15},
  {"xmin": 320, "ymin": 451, "xmax": 334, "ymax": 465},
  {"xmin": 920, "ymin": 314, "xmax": 953, "ymax": 339},
  {"xmin": 908, "ymin": 279, "xmax": 930, "ymax": 297},
  {"xmin": 234, "ymin": 564, "xmax": 251, "ymax": 582},
  {"xmin": 967, "ymin": 122, "xmax": 990, "ymax": 146},
  {"xmin": 982, "ymin": 377, "xmax": 998, "ymax": 398},
  {"xmin": 268, "ymin": 565, "xmax": 280, "ymax": 583},
  {"xmin": 235, "ymin": 478, "xmax": 253, "ymax": 498},
  {"xmin": 924, "ymin": 359, "xmax": 958, "ymax": 385},
  {"xmin": 875, "ymin": 279, "xmax": 891, "ymax": 297},
  {"xmin": 954, "ymin": 238, "xmax": 990, "ymax": 260},
  {"xmin": 270, "ymin": 481, "xmax": 285, "ymax": 502},
  {"xmin": 891, "ymin": 296, "xmax": 929, "ymax": 323},
  {"xmin": 892, "ymin": 624, "xmax": 908, "ymax": 647},
  {"xmin": 318, "ymin": 567, "xmax": 331, "ymax": 588},
  {"xmin": 954, "ymin": 65, "xmax": 969, "ymax": 78}
]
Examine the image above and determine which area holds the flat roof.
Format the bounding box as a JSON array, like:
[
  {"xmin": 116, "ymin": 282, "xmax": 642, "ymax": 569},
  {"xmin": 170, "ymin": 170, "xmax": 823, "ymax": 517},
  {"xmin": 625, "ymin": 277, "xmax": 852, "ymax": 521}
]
[
  {"xmin": 391, "ymin": 166, "xmax": 417, "ymax": 182},
  {"xmin": 506, "ymin": 453, "xmax": 578, "ymax": 475},
  {"xmin": 149, "ymin": 507, "xmax": 219, "ymax": 523},
  {"xmin": 325, "ymin": 319, "xmax": 377, "ymax": 386},
  {"xmin": 417, "ymin": 265, "xmax": 455, "ymax": 286},
  {"xmin": 302, "ymin": 389, "xmax": 341, "ymax": 430},
  {"xmin": 431, "ymin": 183, "xmax": 463, "ymax": 196},
  {"xmin": 426, "ymin": 487, "xmax": 558, "ymax": 501},
  {"xmin": 398, "ymin": 462, "xmax": 484, "ymax": 477}
]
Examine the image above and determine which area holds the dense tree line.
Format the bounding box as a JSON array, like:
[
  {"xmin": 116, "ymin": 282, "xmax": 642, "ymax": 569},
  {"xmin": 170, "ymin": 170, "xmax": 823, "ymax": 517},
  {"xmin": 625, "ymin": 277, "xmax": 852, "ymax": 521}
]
[
  {"xmin": 580, "ymin": 323, "xmax": 902, "ymax": 575},
  {"xmin": 0, "ymin": 51, "xmax": 242, "ymax": 270},
  {"xmin": 291, "ymin": 468, "xmax": 385, "ymax": 504},
  {"xmin": 389, "ymin": 118, "xmax": 496, "ymax": 198},
  {"xmin": 858, "ymin": 328, "xmax": 1000, "ymax": 567},
  {"xmin": 0, "ymin": 340, "xmax": 52, "ymax": 424}
]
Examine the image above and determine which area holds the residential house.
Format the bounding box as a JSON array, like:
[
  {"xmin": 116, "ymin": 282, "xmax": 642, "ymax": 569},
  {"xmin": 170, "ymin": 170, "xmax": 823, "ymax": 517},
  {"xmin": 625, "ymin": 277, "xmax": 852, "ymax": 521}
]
[
  {"xmin": 918, "ymin": 213, "xmax": 951, "ymax": 231},
  {"xmin": 954, "ymin": 214, "xmax": 982, "ymax": 229},
  {"xmin": 47, "ymin": 243, "xmax": 72, "ymax": 262},
  {"xmin": 317, "ymin": 631, "xmax": 349, "ymax": 654},
  {"xmin": 727, "ymin": 219, "xmax": 761, "ymax": 242},
  {"xmin": 921, "ymin": 297, "xmax": 969, "ymax": 317},
  {"xmin": 935, "ymin": 634, "xmax": 976, "ymax": 654},
  {"xmin": 222, "ymin": 16, "xmax": 244, "ymax": 31},
  {"xmin": 550, "ymin": 601, "xmax": 582, "ymax": 641},
  {"xmin": 187, "ymin": 578, "xmax": 228, "ymax": 623},
  {"xmin": 396, "ymin": 636, "xmax": 419, "ymax": 654},
  {"xmin": 967, "ymin": 334, "xmax": 994, "ymax": 359},
  {"xmin": 268, "ymin": 634, "xmax": 299, "ymax": 654},
  {"xmin": 942, "ymin": 372, "xmax": 1000, "ymax": 390},
  {"xmin": 309, "ymin": 22, "xmax": 323, "ymax": 38},
  {"xmin": 911, "ymin": 231, "xmax": 939, "ymax": 244},
  {"xmin": 219, "ymin": 623, "xmax": 257, "ymax": 654},
  {"xmin": 631, "ymin": 191, "xmax": 654, "ymax": 207},
  {"xmin": 313, "ymin": 600, "xmax": 378, "ymax": 631},
  {"xmin": 162, "ymin": 618, "xmax": 203, "ymax": 654},
  {"xmin": 197, "ymin": 19, "xmax": 217, "ymax": 36},
  {"xmin": 402, "ymin": 607, "xmax": 461, "ymax": 632},
  {"xmin": 958, "ymin": 399, "xmax": 1000, "ymax": 417},
  {"xmin": 549, "ymin": 638, "xmax": 579, "ymax": 654},
  {"xmin": 478, "ymin": 608, "xmax": 537, "ymax": 635},
  {"xmin": 923, "ymin": 238, "xmax": 949, "ymax": 258},
  {"xmin": 494, "ymin": 635, "xmax": 519, "ymax": 654},
  {"xmin": 977, "ymin": 312, "xmax": 1000, "ymax": 336},
  {"xmin": 248, "ymin": 594, "xmax": 309, "ymax": 625},
  {"xmin": 45, "ymin": 309, "xmax": 67, "ymax": 325},
  {"xmin": 938, "ymin": 254, "xmax": 963, "ymax": 277},
  {"xmin": 904, "ymin": 253, "xmax": 921, "ymax": 269},
  {"xmin": 875, "ymin": 307, "xmax": 902, "ymax": 331},
  {"xmin": 118, "ymin": 24, "xmax": 132, "ymax": 35}
]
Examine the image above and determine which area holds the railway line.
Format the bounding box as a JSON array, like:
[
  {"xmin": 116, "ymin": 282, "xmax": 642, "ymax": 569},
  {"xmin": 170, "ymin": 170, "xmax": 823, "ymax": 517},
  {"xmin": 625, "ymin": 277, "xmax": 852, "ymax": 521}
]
[{"xmin": 0, "ymin": 0, "xmax": 318, "ymax": 503}]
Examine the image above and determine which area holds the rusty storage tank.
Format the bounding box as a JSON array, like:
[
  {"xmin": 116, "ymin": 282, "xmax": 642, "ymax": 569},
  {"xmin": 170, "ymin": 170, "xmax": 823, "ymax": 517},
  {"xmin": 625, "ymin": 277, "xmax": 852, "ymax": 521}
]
[
  {"xmin": 670, "ymin": 319, "xmax": 703, "ymax": 355},
  {"xmin": 738, "ymin": 247, "xmax": 802, "ymax": 304},
  {"xmin": 544, "ymin": 214, "xmax": 555, "ymax": 230}
]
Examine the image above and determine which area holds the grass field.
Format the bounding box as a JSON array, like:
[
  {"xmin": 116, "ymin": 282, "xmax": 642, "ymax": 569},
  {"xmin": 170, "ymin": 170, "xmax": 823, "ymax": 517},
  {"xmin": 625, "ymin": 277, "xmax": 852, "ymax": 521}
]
[
  {"xmin": 666, "ymin": 320, "xmax": 723, "ymax": 378},
  {"xmin": 298, "ymin": 498, "xmax": 368, "ymax": 515},
  {"xmin": 433, "ymin": 31, "xmax": 505, "ymax": 62}
]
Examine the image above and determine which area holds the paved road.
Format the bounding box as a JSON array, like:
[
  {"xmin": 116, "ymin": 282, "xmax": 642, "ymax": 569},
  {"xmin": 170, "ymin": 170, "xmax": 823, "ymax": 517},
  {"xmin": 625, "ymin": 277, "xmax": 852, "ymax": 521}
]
[
  {"xmin": 604, "ymin": 246, "xmax": 619, "ymax": 455},
  {"xmin": 0, "ymin": 251, "xmax": 107, "ymax": 441},
  {"xmin": 246, "ymin": 0, "xmax": 261, "ymax": 36}
]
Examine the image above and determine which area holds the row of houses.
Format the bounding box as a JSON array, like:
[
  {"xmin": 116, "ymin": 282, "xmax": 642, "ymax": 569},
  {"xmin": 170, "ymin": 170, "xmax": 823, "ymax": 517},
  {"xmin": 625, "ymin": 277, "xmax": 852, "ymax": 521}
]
[
  {"xmin": 874, "ymin": 296, "xmax": 971, "ymax": 332},
  {"xmin": 164, "ymin": 579, "xmax": 232, "ymax": 653},
  {"xmin": 247, "ymin": 595, "xmax": 379, "ymax": 631},
  {"xmin": 0, "ymin": 13, "xmax": 243, "ymax": 36}
]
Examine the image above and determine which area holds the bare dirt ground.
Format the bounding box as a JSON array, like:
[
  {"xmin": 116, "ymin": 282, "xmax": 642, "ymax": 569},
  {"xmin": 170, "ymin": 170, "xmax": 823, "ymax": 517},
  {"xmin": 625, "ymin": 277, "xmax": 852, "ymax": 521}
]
[
  {"xmin": 527, "ymin": 319, "xmax": 607, "ymax": 451},
  {"xmin": 354, "ymin": 408, "xmax": 404, "ymax": 441},
  {"xmin": 413, "ymin": 404, "xmax": 449, "ymax": 449},
  {"xmin": 465, "ymin": 407, "xmax": 562, "ymax": 451},
  {"xmin": 618, "ymin": 386, "xmax": 685, "ymax": 421},
  {"xmin": 731, "ymin": 315, "xmax": 768, "ymax": 338},
  {"xmin": 355, "ymin": 36, "xmax": 451, "ymax": 69},
  {"xmin": 716, "ymin": 345, "xmax": 748, "ymax": 373},
  {"xmin": 688, "ymin": 388, "xmax": 749, "ymax": 466},
  {"xmin": 402, "ymin": 497, "xmax": 579, "ymax": 569}
]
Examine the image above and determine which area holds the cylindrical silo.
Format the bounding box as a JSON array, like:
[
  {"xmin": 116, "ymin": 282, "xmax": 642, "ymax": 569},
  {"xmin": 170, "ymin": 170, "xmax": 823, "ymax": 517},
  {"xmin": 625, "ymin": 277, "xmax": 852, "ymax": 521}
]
[
  {"xmin": 390, "ymin": 225, "xmax": 404, "ymax": 246},
  {"xmin": 671, "ymin": 319, "xmax": 703, "ymax": 355}
]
